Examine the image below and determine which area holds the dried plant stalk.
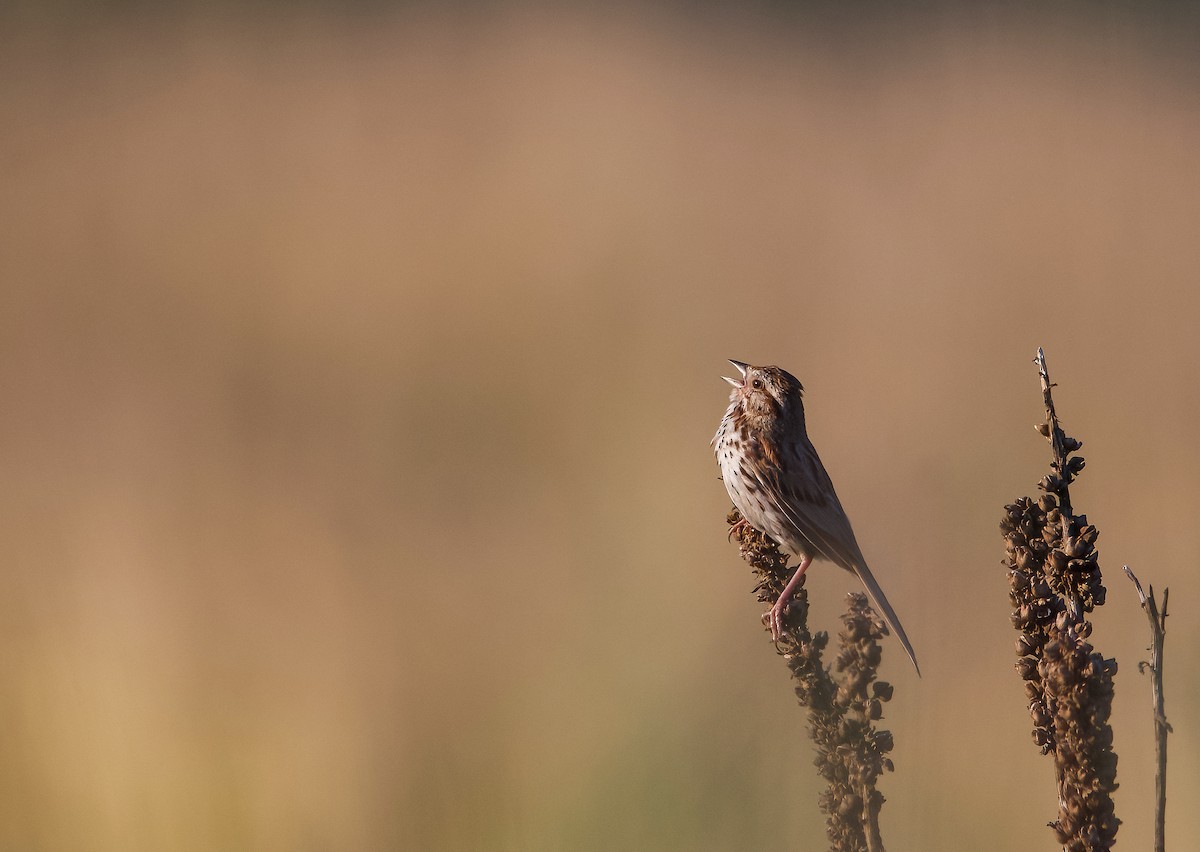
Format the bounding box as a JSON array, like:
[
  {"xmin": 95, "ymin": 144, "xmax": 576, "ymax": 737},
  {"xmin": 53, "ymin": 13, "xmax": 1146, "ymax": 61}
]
[
  {"xmin": 1124, "ymin": 565, "xmax": 1170, "ymax": 852},
  {"xmin": 729, "ymin": 508, "xmax": 896, "ymax": 852},
  {"xmin": 1000, "ymin": 349, "xmax": 1119, "ymax": 851}
]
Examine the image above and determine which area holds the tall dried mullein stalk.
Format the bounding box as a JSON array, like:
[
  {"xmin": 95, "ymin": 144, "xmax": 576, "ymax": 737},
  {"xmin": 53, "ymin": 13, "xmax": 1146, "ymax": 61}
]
[
  {"xmin": 1000, "ymin": 349, "xmax": 1119, "ymax": 851},
  {"xmin": 729, "ymin": 508, "xmax": 896, "ymax": 852}
]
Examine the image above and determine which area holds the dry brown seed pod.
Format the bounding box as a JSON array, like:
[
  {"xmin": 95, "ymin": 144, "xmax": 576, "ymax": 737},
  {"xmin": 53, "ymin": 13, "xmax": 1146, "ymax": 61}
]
[
  {"xmin": 837, "ymin": 794, "xmax": 862, "ymax": 817},
  {"xmin": 1031, "ymin": 703, "xmax": 1052, "ymax": 728},
  {"xmin": 1016, "ymin": 657, "xmax": 1039, "ymax": 680}
]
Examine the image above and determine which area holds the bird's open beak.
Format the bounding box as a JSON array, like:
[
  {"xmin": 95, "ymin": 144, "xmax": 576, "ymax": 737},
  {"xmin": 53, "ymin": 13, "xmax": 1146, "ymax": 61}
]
[{"xmin": 723, "ymin": 359, "xmax": 749, "ymax": 387}]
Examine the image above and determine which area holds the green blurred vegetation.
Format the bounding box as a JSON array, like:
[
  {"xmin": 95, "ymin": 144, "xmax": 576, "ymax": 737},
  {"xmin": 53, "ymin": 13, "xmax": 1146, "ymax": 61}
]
[{"xmin": 1, "ymin": 3, "xmax": 1198, "ymax": 850}]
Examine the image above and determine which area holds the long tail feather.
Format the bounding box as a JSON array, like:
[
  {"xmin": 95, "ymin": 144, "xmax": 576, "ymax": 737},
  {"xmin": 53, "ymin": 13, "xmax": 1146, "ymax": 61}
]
[{"xmin": 853, "ymin": 562, "xmax": 920, "ymax": 676}]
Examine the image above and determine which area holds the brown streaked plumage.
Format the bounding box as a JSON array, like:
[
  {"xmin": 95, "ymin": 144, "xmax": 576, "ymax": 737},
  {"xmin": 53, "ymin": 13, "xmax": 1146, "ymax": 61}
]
[{"xmin": 713, "ymin": 359, "xmax": 920, "ymax": 675}]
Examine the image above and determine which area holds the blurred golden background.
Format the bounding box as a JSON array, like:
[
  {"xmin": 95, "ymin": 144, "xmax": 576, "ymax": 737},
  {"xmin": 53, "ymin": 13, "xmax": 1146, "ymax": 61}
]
[{"xmin": 2, "ymin": 3, "xmax": 1198, "ymax": 849}]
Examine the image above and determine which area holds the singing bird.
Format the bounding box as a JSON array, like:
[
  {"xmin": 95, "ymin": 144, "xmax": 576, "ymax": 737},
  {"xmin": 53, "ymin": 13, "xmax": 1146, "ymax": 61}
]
[{"xmin": 714, "ymin": 360, "xmax": 920, "ymax": 675}]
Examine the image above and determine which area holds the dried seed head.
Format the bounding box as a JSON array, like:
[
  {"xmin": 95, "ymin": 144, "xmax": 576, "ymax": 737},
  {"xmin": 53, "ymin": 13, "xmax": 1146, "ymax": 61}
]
[
  {"xmin": 728, "ymin": 511, "xmax": 897, "ymax": 850},
  {"xmin": 1016, "ymin": 656, "xmax": 1039, "ymax": 680},
  {"xmin": 1000, "ymin": 352, "xmax": 1118, "ymax": 850}
]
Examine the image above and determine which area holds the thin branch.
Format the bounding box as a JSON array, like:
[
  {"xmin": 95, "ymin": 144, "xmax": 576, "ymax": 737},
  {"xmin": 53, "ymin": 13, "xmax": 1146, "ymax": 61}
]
[
  {"xmin": 1124, "ymin": 565, "xmax": 1170, "ymax": 852},
  {"xmin": 1035, "ymin": 346, "xmax": 1073, "ymax": 516},
  {"xmin": 1035, "ymin": 347, "xmax": 1083, "ymax": 619}
]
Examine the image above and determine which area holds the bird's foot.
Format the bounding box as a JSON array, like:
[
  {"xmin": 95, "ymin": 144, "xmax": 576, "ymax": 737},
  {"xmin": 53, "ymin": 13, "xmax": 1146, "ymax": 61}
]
[
  {"xmin": 762, "ymin": 600, "xmax": 788, "ymax": 645},
  {"xmin": 727, "ymin": 518, "xmax": 751, "ymax": 542}
]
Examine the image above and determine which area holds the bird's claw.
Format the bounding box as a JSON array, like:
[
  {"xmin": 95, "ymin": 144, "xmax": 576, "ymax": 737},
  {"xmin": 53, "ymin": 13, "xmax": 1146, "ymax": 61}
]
[{"xmin": 762, "ymin": 601, "xmax": 787, "ymax": 647}]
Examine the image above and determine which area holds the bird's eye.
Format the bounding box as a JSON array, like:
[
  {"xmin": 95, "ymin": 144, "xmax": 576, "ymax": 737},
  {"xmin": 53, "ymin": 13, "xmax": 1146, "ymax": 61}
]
[{"xmin": 751, "ymin": 378, "xmax": 763, "ymax": 389}]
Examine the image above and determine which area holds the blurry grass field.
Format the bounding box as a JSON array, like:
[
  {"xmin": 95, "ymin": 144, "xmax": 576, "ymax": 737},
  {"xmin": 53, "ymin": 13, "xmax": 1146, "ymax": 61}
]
[{"xmin": 1, "ymin": 4, "xmax": 1199, "ymax": 849}]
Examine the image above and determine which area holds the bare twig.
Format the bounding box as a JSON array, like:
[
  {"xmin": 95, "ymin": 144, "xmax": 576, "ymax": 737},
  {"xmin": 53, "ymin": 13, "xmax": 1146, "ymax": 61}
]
[
  {"xmin": 1124, "ymin": 565, "xmax": 1170, "ymax": 852},
  {"xmin": 1035, "ymin": 347, "xmax": 1073, "ymax": 515},
  {"xmin": 1035, "ymin": 347, "xmax": 1083, "ymax": 619}
]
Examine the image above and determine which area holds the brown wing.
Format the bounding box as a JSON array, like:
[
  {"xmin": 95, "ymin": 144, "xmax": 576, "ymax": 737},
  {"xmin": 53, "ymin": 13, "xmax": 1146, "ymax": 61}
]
[
  {"xmin": 755, "ymin": 435, "xmax": 921, "ymax": 675},
  {"xmin": 763, "ymin": 434, "xmax": 866, "ymax": 570}
]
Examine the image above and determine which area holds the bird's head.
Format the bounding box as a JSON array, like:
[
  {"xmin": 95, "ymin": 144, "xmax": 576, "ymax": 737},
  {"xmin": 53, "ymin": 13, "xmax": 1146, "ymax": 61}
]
[{"xmin": 723, "ymin": 360, "xmax": 805, "ymax": 430}]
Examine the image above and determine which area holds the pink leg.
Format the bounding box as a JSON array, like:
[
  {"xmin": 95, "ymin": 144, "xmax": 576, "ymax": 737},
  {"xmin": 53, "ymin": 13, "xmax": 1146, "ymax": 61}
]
[
  {"xmin": 727, "ymin": 517, "xmax": 751, "ymax": 541},
  {"xmin": 765, "ymin": 555, "xmax": 812, "ymax": 642}
]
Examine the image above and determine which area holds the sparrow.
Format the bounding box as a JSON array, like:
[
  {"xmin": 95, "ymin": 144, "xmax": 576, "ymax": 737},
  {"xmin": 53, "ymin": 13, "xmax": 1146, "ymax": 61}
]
[{"xmin": 714, "ymin": 359, "xmax": 919, "ymax": 674}]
